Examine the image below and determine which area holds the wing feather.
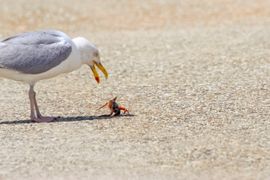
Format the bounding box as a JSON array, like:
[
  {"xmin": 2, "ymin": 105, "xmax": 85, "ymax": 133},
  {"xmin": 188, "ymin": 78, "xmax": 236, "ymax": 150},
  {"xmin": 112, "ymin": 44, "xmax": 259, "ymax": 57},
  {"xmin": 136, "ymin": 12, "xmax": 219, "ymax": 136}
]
[{"xmin": 0, "ymin": 30, "xmax": 72, "ymax": 74}]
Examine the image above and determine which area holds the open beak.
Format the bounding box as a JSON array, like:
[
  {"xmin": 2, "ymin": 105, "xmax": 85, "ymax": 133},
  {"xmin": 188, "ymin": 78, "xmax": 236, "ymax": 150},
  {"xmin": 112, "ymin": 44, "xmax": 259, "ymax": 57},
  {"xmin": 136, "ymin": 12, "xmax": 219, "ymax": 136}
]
[{"xmin": 90, "ymin": 62, "xmax": 108, "ymax": 83}]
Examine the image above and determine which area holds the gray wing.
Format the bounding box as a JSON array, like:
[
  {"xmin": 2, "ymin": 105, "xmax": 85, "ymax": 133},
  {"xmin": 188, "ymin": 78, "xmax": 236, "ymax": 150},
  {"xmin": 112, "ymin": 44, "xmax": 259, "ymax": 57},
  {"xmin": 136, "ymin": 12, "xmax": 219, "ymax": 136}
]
[{"xmin": 0, "ymin": 30, "xmax": 72, "ymax": 74}]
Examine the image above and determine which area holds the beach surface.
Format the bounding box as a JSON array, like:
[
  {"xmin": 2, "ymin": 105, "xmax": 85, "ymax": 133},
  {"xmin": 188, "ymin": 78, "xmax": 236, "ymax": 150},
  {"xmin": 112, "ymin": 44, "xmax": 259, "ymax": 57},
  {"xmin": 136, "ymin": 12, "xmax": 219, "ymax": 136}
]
[{"xmin": 0, "ymin": 0, "xmax": 269, "ymax": 179}]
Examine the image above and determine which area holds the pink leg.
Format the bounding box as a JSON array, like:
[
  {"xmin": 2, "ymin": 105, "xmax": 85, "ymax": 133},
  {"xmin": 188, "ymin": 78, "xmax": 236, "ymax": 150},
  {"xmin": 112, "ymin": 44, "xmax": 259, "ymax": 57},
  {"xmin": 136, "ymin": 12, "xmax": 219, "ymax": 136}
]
[
  {"xmin": 29, "ymin": 85, "xmax": 54, "ymax": 122},
  {"xmin": 29, "ymin": 89, "xmax": 36, "ymax": 120}
]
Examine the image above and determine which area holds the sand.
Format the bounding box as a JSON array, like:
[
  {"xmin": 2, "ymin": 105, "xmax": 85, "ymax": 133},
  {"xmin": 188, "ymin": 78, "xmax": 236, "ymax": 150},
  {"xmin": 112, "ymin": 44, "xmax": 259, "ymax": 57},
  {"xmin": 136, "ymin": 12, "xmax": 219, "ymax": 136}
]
[{"xmin": 0, "ymin": 0, "xmax": 269, "ymax": 179}]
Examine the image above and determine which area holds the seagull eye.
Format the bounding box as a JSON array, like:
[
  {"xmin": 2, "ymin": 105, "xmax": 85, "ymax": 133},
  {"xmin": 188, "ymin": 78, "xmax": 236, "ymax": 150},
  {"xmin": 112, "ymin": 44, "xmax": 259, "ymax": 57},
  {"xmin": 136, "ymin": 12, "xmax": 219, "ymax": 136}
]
[{"xmin": 93, "ymin": 51, "xmax": 99, "ymax": 58}]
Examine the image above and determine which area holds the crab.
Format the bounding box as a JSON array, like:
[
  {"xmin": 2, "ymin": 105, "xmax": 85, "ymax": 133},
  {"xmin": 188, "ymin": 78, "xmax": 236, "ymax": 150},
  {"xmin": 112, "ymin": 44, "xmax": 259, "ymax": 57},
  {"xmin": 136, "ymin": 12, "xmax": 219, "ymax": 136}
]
[{"xmin": 98, "ymin": 97, "xmax": 129, "ymax": 116}]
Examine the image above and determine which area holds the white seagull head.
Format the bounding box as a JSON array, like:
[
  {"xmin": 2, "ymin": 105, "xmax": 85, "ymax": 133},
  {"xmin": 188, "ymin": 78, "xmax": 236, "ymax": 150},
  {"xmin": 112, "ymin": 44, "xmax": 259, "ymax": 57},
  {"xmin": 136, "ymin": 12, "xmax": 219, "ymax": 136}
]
[{"xmin": 73, "ymin": 37, "xmax": 108, "ymax": 83}]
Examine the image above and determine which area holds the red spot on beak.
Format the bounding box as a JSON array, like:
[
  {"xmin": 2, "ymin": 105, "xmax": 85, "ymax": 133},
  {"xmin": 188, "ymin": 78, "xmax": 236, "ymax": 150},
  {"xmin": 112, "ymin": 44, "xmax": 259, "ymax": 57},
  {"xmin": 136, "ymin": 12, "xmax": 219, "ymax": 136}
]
[{"xmin": 95, "ymin": 77, "xmax": 100, "ymax": 83}]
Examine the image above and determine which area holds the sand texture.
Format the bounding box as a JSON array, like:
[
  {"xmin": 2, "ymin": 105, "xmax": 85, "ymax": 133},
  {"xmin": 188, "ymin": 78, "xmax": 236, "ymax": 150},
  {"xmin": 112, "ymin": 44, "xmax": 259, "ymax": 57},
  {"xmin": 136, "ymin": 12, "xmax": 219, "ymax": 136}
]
[{"xmin": 0, "ymin": 0, "xmax": 270, "ymax": 179}]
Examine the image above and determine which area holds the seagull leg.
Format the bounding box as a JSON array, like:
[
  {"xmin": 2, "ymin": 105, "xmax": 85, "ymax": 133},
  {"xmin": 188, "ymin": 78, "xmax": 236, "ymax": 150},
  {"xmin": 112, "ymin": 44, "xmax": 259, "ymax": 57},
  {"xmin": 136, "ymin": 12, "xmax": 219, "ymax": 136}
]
[
  {"xmin": 29, "ymin": 87, "xmax": 36, "ymax": 120},
  {"xmin": 32, "ymin": 88, "xmax": 43, "ymax": 118},
  {"xmin": 29, "ymin": 85, "xmax": 54, "ymax": 122}
]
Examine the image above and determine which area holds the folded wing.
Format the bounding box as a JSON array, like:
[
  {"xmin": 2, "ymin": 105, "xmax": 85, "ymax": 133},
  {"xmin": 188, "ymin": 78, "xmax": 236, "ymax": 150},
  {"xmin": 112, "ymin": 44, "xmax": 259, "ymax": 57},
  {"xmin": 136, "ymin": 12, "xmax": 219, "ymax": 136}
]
[{"xmin": 0, "ymin": 30, "xmax": 72, "ymax": 74}]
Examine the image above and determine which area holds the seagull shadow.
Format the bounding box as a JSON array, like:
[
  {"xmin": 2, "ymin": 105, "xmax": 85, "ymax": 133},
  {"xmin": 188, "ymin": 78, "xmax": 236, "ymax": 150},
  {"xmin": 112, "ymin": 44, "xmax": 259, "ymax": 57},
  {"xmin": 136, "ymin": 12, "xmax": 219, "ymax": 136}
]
[{"xmin": 0, "ymin": 114, "xmax": 135, "ymax": 125}]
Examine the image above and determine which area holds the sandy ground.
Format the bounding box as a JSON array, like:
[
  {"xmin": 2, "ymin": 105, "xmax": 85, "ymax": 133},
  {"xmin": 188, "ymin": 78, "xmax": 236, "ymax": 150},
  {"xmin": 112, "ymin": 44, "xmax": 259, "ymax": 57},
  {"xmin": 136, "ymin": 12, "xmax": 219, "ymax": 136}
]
[{"xmin": 0, "ymin": 0, "xmax": 270, "ymax": 179}]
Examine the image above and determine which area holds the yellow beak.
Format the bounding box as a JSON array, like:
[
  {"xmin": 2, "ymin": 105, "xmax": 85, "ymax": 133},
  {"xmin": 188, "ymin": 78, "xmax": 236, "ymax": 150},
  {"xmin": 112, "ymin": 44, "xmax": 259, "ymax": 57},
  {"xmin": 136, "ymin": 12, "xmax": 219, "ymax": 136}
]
[
  {"xmin": 95, "ymin": 62, "xmax": 109, "ymax": 79},
  {"xmin": 90, "ymin": 62, "xmax": 108, "ymax": 83}
]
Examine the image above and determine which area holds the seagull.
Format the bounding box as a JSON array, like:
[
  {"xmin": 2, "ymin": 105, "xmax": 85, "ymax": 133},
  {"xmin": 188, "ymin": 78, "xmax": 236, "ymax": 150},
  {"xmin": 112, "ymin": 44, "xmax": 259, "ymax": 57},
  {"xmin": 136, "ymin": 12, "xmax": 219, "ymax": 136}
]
[{"xmin": 0, "ymin": 30, "xmax": 108, "ymax": 122}]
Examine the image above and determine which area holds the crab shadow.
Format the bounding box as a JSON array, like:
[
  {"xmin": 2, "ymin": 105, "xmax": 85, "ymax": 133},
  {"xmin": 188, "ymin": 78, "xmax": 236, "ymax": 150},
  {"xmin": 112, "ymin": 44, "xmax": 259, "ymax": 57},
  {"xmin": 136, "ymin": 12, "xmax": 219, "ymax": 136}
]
[{"xmin": 0, "ymin": 114, "xmax": 135, "ymax": 125}]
